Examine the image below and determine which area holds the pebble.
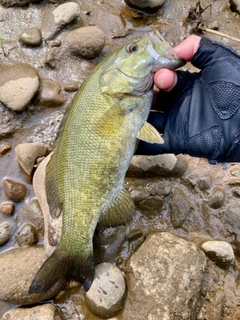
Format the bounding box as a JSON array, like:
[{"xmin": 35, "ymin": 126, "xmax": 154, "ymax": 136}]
[
  {"xmin": 17, "ymin": 223, "xmax": 38, "ymax": 247},
  {"xmin": 0, "ymin": 202, "xmax": 15, "ymax": 216},
  {"xmin": 39, "ymin": 78, "xmax": 66, "ymax": 107},
  {"xmin": 42, "ymin": 2, "xmax": 81, "ymax": 40},
  {"xmin": 127, "ymin": 154, "xmax": 188, "ymax": 178},
  {"xmin": 85, "ymin": 262, "xmax": 126, "ymax": 318},
  {"xmin": 0, "ymin": 247, "xmax": 65, "ymax": 305},
  {"xmin": 207, "ymin": 188, "xmax": 225, "ymax": 209},
  {"xmin": 0, "ymin": 222, "xmax": 12, "ymax": 245},
  {"xmin": 44, "ymin": 47, "xmax": 62, "ymax": 69},
  {"xmin": 23, "ymin": 198, "xmax": 44, "ymax": 235},
  {"xmin": 19, "ymin": 28, "xmax": 42, "ymax": 47},
  {"xmin": 198, "ymin": 175, "xmax": 213, "ymax": 191},
  {"xmin": 201, "ymin": 241, "xmax": 234, "ymax": 269},
  {"xmin": 169, "ymin": 187, "xmax": 193, "ymax": 228},
  {"xmin": 4, "ymin": 179, "xmax": 27, "ymax": 202},
  {"xmin": 1, "ymin": 303, "xmax": 64, "ymax": 320},
  {"xmin": 0, "ymin": 64, "xmax": 39, "ymax": 112},
  {"xmin": 124, "ymin": 232, "xmax": 206, "ymax": 319},
  {"xmin": 15, "ymin": 142, "xmax": 48, "ymax": 181},
  {"xmin": 62, "ymin": 26, "xmax": 106, "ymax": 59},
  {"xmin": 0, "ymin": 143, "xmax": 11, "ymax": 155}
]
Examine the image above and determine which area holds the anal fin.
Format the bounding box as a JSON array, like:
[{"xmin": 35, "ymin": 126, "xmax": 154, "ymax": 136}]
[
  {"xmin": 137, "ymin": 121, "xmax": 164, "ymax": 144},
  {"xmin": 99, "ymin": 187, "xmax": 135, "ymax": 227}
]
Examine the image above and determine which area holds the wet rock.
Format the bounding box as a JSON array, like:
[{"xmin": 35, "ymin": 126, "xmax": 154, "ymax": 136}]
[
  {"xmin": 33, "ymin": 154, "xmax": 62, "ymax": 256},
  {"xmin": 198, "ymin": 175, "xmax": 213, "ymax": 191},
  {"xmin": 42, "ymin": 2, "xmax": 81, "ymax": 40},
  {"xmin": 0, "ymin": 222, "xmax": 12, "ymax": 245},
  {"xmin": 4, "ymin": 179, "xmax": 27, "ymax": 202},
  {"xmin": 15, "ymin": 142, "xmax": 48, "ymax": 181},
  {"xmin": 230, "ymin": 0, "xmax": 240, "ymax": 14},
  {"xmin": 39, "ymin": 78, "xmax": 66, "ymax": 107},
  {"xmin": 17, "ymin": 223, "xmax": 38, "ymax": 247},
  {"xmin": 0, "ymin": 246, "xmax": 65, "ymax": 305},
  {"xmin": 0, "ymin": 143, "xmax": 11, "ymax": 155},
  {"xmin": 124, "ymin": 232, "xmax": 206, "ymax": 320},
  {"xmin": 201, "ymin": 241, "xmax": 234, "ymax": 269},
  {"xmin": 138, "ymin": 195, "xmax": 164, "ymax": 217},
  {"xmin": 1, "ymin": 303, "xmax": 64, "ymax": 320},
  {"xmin": 127, "ymin": 0, "xmax": 166, "ymax": 8},
  {"xmin": 85, "ymin": 262, "xmax": 126, "ymax": 318},
  {"xmin": 63, "ymin": 81, "xmax": 81, "ymax": 92},
  {"xmin": 127, "ymin": 154, "xmax": 188, "ymax": 178},
  {"xmin": 62, "ymin": 26, "xmax": 106, "ymax": 59},
  {"xmin": 207, "ymin": 188, "xmax": 225, "ymax": 209},
  {"xmin": 23, "ymin": 198, "xmax": 44, "ymax": 235},
  {"xmin": 44, "ymin": 47, "xmax": 62, "ymax": 69},
  {"xmin": 19, "ymin": 28, "xmax": 42, "ymax": 47},
  {"xmin": 0, "ymin": 64, "xmax": 39, "ymax": 112},
  {"xmin": 169, "ymin": 187, "xmax": 193, "ymax": 228},
  {"xmin": 0, "ymin": 202, "xmax": 15, "ymax": 216}
]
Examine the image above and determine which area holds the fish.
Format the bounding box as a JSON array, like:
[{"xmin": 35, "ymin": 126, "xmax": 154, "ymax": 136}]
[{"xmin": 29, "ymin": 30, "xmax": 185, "ymax": 294}]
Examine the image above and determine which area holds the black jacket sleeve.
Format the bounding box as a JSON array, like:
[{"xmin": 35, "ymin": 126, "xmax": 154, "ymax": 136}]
[{"xmin": 136, "ymin": 37, "xmax": 240, "ymax": 162}]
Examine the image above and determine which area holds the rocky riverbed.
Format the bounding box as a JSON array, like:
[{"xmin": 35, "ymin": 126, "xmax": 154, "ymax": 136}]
[{"xmin": 1, "ymin": 0, "xmax": 240, "ymax": 319}]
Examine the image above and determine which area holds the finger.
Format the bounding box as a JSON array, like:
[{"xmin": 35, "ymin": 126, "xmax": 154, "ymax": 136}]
[
  {"xmin": 154, "ymin": 69, "xmax": 178, "ymax": 91},
  {"xmin": 174, "ymin": 35, "xmax": 201, "ymax": 61}
]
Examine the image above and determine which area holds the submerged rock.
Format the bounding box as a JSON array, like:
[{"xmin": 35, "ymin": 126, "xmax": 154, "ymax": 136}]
[
  {"xmin": 0, "ymin": 64, "xmax": 39, "ymax": 112},
  {"xmin": 0, "ymin": 247, "xmax": 65, "ymax": 305},
  {"xmin": 85, "ymin": 262, "xmax": 126, "ymax": 318},
  {"xmin": 201, "ymin": 241, "xmax": 234, "ymax": 269},
  {"xmin": 124, "ymin": 232, "xmax": 206, "ymax": 320},
  {"xmin": 62, "ymin": 26, "xmax": 106, "ymax": 59},
  {"xmin": 1, "ymin": 303, "xmax": 64, "ymax": 320}
]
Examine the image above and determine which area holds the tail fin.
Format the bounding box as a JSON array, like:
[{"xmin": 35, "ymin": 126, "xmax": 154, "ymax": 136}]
[{"xmin": 29, "ymin": 249, "xmax": 95, "ymax": 294}]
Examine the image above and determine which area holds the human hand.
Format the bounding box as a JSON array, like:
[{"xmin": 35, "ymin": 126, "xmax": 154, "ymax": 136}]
[{"xmin": 136, "ymin": 35, "xmax": 240, "ymax": 162}]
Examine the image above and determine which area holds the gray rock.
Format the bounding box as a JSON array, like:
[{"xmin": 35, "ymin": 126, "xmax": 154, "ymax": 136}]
[
  {"xmin": 127, "ymin": 0, "xmax": 166, "ymax": 8},
  {"xmin": 19, "ymin": 28, "xmax": 42, "ymax": 47},
  {"xmin": 124, "ymin": 232, "xmax": 206, "ymax": 320},
  {"xmin": 1, "ymin": 303, "xmax": 64, "ymax": 320},
  {"xmin": 42, "ymin": 2, "xmax": 81, "ymax": 40},
  {"xmin": 4, "ymin": 179, "xmax": 27, "ymax": 202},
  {"xmin": 201, "ymin": 241, "xmax": 234, "ymax": 269},
  {"xmin": 85, "ymin": 262, "xmax": 126, "ymax": 318},
  {"xmin": 15, "ymin": 142, "xmax": 48, "ymax": 181},
  {"xmin": 127, "ymin": 154, "xmax": 188, "ymax": 178},
  {"xmin": 0, "ymin": 64, "xmax": 39, "ymax": 112},
  {"xmin": 62, "ymin": 26, "xmax": 106, "ymax": 59},
  {"xmin": 0, "ymin": 247, "xmax": 65, "ymax": 305},
  {"xmin": 0, "ymin": 222, "xmax": 12, "ymax": 245},
  {"xmin": 17, "ymin": 223, "xmax": 38, "ymax": 247}
]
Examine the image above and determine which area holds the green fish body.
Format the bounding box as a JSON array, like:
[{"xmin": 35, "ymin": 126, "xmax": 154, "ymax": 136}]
[{"xmin": 29, "ymin": 31, "xmax": 184, "ymax": 293}]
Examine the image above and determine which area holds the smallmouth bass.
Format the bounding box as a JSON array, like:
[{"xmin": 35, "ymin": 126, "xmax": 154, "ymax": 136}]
[{"xmin": 29, "ymin": 30, "xmax": 185, "ymax": 293}]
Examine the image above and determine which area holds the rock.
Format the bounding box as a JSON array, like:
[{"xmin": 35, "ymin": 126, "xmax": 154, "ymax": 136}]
[
  {"xmin": 42, "ymin": 2, "xmax": 81, "ymax": 40},
  {"xmin": 124, "ymin": 232, "xmax": 206, "ymax": 320},
  {"xmin": 230, "ymin": 0, "xmax": 240, "ymax": 15},
  {"xmin": 63, "ymin": 81, "xmax": 81, "ymax": 92},
  {"xmin": 15, "ymin": 142, "xmax": 48, "ymax": 181},
  {"xmin": 0, "ymin": 247, "xmax": 65, "ymax": 305},
  {"xmin": 17, "ymin": 223, "xmax": 38, "ymax": 247},
  {"xmin": 23, "ymin": 198, "xmax": 44, "ymax": 235},
  {"xmin": 0, "ymin": 64, "xmax": 39, "ymax": 112},
  {"xmin": 39, "ymin": 78, "xmax": 66, "ymax": 107},
  {"xmin": 62, "ymin": 26, "xmax": 106, "ymax": 59},
  {"xmin": 169, "ymin": 187, "xmax": 193, "ymax": 228},
  {"xmin": 207, "ymin": 188, "xmax": 225, "ymax": 209},
  {"xmin": 1, "ymin": 303, "xmax": 64, "ymax": 320},
  {"xmin": 127, "ymin": 154, "xmax": 188, "ymax": 178},
  {"xmin": 0, "ymin": 202, "xmax": 15, "ymax": 216},
  {"xmin": 4, "ymin": 179, "xmax": 27, "ymax": 202},
  {"xmin": 138, "ymin": 195, "xmax": 164, "ymax": 217},
  {"xmin": 44, "ymin": 47, "xmax": 62, "ymax": 69},
  {"xmin": 33, "ymin": 154, "xmax": 62, "ymax": 256},
  {"xmin": 0, "ymin": 222, "xmax": 12, "ymax": 245},
  {"xmin": 0, "ymin": 143, "xmax": 11, "ymax": 155},
  {"xmin": 127, "ymin": 0, "xmax": 166, "ymax": 8},
  {"xmin": 201, "ymin": 241, "xmax": 234, "ymax": 269},
  {"xmin": 19, "ymin": 28, "xmax": 42, "ymax": 47},
  {"xmin": 198, "ymin": 175, "xmax": 213, "ymax": 191},
  {"xmin": 85, "ymin": 263, "xmax": 126, "ymax": 318}
]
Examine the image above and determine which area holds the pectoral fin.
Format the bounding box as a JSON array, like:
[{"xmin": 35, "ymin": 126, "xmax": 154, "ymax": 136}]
[
  {"xmin": 99, "ymin": 187, "xmax": 134, "ymax": 227},
  {"xmin": 137, "ymin": 121, "xmax": 164, "ymax": 144}
]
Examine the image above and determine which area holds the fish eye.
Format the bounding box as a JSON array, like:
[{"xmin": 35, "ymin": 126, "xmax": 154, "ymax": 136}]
[{"xmin": 127, "ymin": 43, "xmax": 138, "ymax": 53}]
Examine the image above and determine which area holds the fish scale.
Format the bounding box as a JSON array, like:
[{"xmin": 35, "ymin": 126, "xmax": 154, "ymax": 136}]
[{"xmin": 29, "ymin": 30, "xmax": 185, "ymax": 293}]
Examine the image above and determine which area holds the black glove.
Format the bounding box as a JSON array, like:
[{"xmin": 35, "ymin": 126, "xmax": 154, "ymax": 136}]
[{"xmin": 136, "ymin": 37, "xmax": 240, "ymax": 163}]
